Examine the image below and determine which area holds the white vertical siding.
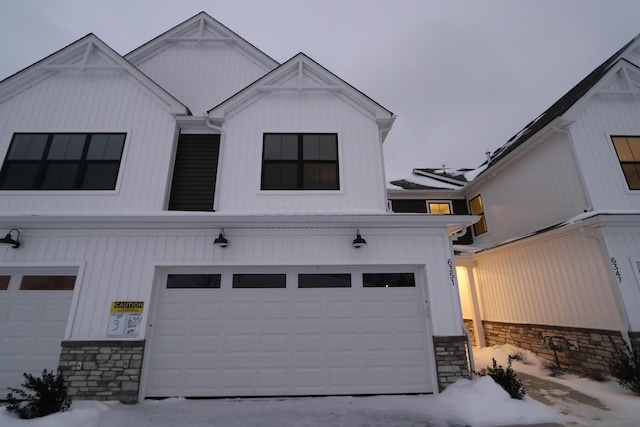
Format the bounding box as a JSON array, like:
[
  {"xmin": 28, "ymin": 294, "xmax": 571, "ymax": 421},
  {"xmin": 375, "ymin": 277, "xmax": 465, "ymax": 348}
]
[
  {"xmin": 602, "ymin": 227, "xmax": 640, "ymax": 330},
  {"xmin": 217, "ymin": 90, "xmax": 388, "ymax": 213},
  {"xmin": 473, "ymin": 231, "xmax": 623, "ymax": 330},
  {"xmin": 134, "ymin": 43, "xmax": 274, "ymax": 115},
  {"xmin": 569, "ymin": 93, "xmax": 640, "ymax": 210},
  {"xmin": 0, "ymin": 70, "xmax": 178, "ymax": 212},
  {"xmin": 470, "ymin": 133, "xmax": 588, "ymax": 247},
  {"xmin": 0, "ymin": 226, "xmax": 459, "ymax": 339}
]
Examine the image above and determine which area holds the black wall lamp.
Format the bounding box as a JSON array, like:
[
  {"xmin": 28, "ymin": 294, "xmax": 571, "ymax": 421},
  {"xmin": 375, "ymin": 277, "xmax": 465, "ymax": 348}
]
[
  {"xmin": 352, "ymin": 229, "xmax": 366, "ymax": 249},
  {"xmin": 0, "ymin": 228, "xmax": 21, "ymax": 249},
  {"xmin": 213, "ymin": 228, "xmax": 229, "ymax": 248}
]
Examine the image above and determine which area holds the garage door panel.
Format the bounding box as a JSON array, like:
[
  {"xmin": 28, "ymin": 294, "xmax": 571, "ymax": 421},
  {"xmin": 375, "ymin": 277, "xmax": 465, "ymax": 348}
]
[{"xmin": 146, "ymin": 270, "xmax": 434, "ymax": 397}]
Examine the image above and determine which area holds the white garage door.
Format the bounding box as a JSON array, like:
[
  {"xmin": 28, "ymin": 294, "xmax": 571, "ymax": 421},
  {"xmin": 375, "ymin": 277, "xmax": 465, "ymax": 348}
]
[
  {"xmin": 0, "ymin": 273, "xmax": 75, "ymax": 391},
  {"xmin": 145, "ymin": 268, "xmax": 434, "ymax": 397}
]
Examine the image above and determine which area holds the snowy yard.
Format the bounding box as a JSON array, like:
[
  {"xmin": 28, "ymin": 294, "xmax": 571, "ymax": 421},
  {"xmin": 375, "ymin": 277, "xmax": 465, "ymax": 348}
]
[{"xmin": 2, "ymin": 344, "xmax": 640, "ymax": 426}]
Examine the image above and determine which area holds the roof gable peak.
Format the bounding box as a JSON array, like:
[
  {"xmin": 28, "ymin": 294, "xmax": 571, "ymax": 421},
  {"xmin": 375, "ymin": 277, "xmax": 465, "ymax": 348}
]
[{"xmin": 125, "ymin": 12, "xmax": 278, "ymax": 71}]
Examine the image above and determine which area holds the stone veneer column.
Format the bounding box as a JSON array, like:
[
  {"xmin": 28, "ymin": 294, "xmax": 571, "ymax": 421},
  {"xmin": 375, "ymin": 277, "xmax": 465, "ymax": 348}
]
[
  {"xmin": 58, "ymin": 340, "xmax": 145, "ymax": 403},
  {"xmin": 433, "ymin": 335, "xmax": 470, "ymax": 390}
]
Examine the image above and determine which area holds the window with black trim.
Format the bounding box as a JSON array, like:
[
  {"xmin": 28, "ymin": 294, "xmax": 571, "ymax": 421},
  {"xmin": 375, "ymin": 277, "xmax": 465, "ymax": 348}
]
[
  {"xmin": 428, "ymin": 202, "xmax": 451, "ymax": 214},
  {"xmin": 19, "ymin": 275, "xmax": 76, "ymax": 290},
  {"xmin": 0, "ymin": 133, "xmax": 125, "ymax": 190},
  {"xmin": 261, "ymin": 133, "xmax": 339, "ymax": 190},
  {"xmin": 363, "ymin": 273, "xmax": 415, "ymax": 287},
  {"xmin": 232, "ymin": 274, "xmax": 286, "ymax": 288},
  {"xmin": 0, "ymin": 275, "xmax": 9, "ymax": 290},
  {"xmin": 298, "ymin": 274, "xmax": 351, "ymax": 288},
  {"xmin": 612, "ymin": 136, "xmax": 640, "ymax": 190},
  {"xmin": 167, "ymin": 274, "xmax": 221, "ymax": 289},
  {"xmin": 469, "ymin": 195, "xmax": 487, "ymax": 236}
]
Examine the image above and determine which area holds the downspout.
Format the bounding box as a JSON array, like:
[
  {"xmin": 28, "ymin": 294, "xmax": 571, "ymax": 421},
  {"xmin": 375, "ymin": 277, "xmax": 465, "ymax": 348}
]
[
  {"xmin": 580, "ymin": 226, "xmax": 633, "ymax": 352},
  {"xmin": 553, "ymin": 123, "xmax": 593, "ymax": 212},
  {"xmin": 462, "ymin": 325, "xmax": 476, "ymax": 378}
]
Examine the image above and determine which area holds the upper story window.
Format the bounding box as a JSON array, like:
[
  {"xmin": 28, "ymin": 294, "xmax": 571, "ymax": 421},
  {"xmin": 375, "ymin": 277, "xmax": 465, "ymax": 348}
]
[
  {"xmin": 0, "ymin": 133, "xmax": 125, "ymax": 190},
  {"xmin": 261, "ymin": 133, "xmax": 339, "ymax": 190},
  {"xmin": 427, "ymin": 202, "xmax": 451, "ymax": 214},
  {"xmin": 612, "ymin": 136, "xmax": 640, "ymax": 190},
  {"xmin": 469, "ymin": 195, "xmax": 488, "ymax": 236}
]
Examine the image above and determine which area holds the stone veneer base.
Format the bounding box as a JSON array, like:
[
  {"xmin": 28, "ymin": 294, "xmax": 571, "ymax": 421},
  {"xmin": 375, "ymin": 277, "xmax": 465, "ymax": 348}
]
[
  {"xmin": 58, "ymin": 340, "xmax": 145, "ymax": 404},
  {"xmin": 480, "ymin": 321, "xmax": 640, "ymax": 376},
  {"xmin": 433, "ymin": 335, "xmax": 471, "ymax": 391}
]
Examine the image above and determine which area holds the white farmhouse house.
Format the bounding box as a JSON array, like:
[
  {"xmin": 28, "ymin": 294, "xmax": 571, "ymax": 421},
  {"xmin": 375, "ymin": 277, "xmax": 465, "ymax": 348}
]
[
  {"xmin": 389, "ymin": 34, "xmax": 640, "ymax": 375},
  {"xmin": 0, "ymin": 13, "xmax": 476, "ymax": 402}
]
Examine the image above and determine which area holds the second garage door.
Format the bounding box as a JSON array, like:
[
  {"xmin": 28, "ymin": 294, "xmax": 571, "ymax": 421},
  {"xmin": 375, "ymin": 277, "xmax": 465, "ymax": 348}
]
[{"xmin": 145, "ymin": 268, "xmax": 434, "ymax": 397}]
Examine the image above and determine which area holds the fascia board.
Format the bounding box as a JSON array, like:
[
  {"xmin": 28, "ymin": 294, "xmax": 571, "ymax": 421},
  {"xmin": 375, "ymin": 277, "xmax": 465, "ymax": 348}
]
[
  {"xmin": 387, "ymin": 188, "xmax": 466, "ymax": 199},
  {"xmin": 0, "ymin": 212, "xmax": 479, "ymax": 231}
]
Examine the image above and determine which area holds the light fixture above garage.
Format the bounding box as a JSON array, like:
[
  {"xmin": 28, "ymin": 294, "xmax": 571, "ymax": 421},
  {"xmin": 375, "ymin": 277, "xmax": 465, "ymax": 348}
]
[
  {"xmin": 352, "ymin": 229, "xmax": 366, "ymax": 249},
  {"xmin": 213, "ymin": 228, "xmax": 229, "ymax": 248},
  {"xmin": 0, "ymin": 228, "xmax": 20, "ymax": 249}
]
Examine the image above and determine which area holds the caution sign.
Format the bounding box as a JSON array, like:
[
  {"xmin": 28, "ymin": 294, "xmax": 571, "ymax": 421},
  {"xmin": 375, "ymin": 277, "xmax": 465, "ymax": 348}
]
[{"xmin": 107, "ymin": 301, "xmax": 144, "ymax": 338}]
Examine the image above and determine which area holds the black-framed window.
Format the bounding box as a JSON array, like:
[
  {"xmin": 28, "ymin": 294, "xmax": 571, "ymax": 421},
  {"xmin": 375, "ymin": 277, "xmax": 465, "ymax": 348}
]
[
  {"xmin": 612, "ymin": 136, "xmax": 640, "ymax": 190},
  {"xmin": 298, "ymin": 274, "xmax": 351, "ymax": 288},
  {"xmin": 19, "ymin": 275, "xmax": 76, "ymax": 291},
  {"xmin": 167, "ymin": 274, "xmax": 221, "ymax": 289},
  {"xmin": 363, "ymin": 273, "xmax": 416, "ymax": 288},
  {"xmin": 469, "ymin": 195, "xmax": 487, "ymax": 236},
  {"xmin": 0, "ymin": 133, "xmax": 125, "ymax": 190},
  {"xmin": 232, "ymin": 274, "xmax": 286, "ymax": 289},
  {"xmin": 261, "ymin": 133, "xmax": 339, "ymax": 190}
]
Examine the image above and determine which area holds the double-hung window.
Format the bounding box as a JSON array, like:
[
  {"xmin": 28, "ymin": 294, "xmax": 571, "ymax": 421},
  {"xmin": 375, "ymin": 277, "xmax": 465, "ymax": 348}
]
[
  {"xmin": 261, "ymin": 133, "xmax": 339, "ymax": 190},
  {"xmin": 612, "ymin": 136, "xmax": 640, "ymax": 190},
  {"xmin": 0, "ymin": 133, "xmax": 125, "ymax": 190}
]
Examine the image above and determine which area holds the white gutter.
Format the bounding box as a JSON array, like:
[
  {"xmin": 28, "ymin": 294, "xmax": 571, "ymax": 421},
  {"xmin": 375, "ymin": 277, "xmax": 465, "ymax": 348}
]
[{"xmin": 580, "ymin": 226, "xmax": 633, "ymax": 352}]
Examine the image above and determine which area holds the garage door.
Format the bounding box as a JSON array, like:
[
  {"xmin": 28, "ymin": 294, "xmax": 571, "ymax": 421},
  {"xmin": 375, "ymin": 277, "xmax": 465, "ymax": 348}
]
[
  {"xmin": 0, "ymin": 274, "xmax": 75, "ymax": 391},
  {"xmin": 145, "ymin": 269, "xmax": 434, "ymax": 397}
]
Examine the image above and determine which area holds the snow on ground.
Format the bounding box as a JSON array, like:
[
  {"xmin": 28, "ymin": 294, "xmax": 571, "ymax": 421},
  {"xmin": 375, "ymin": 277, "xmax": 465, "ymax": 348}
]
[{"xmin": 3, "ymin": 344, "xmax": 640, "ymax": 426}]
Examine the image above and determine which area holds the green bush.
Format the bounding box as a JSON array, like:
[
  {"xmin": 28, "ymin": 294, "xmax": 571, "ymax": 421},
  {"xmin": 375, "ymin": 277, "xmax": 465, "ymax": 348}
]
[
  {"xmin": 6, "ymin": 369, "xmax": 71, "ymax": 419},
  {"xmin": 610, "ymin": 344, "xmax": 640, "ymax": 395},
  {"xmin": 477, "ymin": 356, "xmax": 526, "ymax": 399}
]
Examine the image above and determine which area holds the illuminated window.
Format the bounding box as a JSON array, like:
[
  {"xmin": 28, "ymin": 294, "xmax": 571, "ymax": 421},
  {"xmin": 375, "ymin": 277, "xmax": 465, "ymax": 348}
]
[
  {"xmin": 469, "ymin": 195, "xmax": 487, "ymax": 236},
  {"xmin": 612, "ymin": 136, "xmax": 640, "ymax": 190},
  {"xmin": 428, "ymin": 202, "xmax": 451, "ymax": 214}
]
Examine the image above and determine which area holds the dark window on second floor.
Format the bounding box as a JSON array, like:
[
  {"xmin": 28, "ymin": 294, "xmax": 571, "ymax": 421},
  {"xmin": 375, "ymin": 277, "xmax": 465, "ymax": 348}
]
[
  {"xmin": 0, "ymin": 133, "xmax": 125, "ymax": 190},
  {"xmin": 261, "ymin": 133, "xmax": 339, "ymax": 190},
  {"xmin": 612, "ymin": 136, "xmax": 640, "ymax": 190}
]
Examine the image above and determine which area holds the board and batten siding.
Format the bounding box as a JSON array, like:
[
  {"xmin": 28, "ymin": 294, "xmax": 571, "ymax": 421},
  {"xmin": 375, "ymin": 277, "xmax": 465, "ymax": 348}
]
[
  {"xmin": 216, "ymin": 91, "xmax": 388, "ymax": 213},
  {"xmin": 0, "ymin": 226, "xmax": 460, "ymax": 339},
  {"xmin": 473, "ymin": 230, "xmax": 623, "ymax": 330},
  {"xmin": 470, "ymin": 133, "xmax": 588, "ymax": 248},
  {"xmin": 0, "ymin": 70, "xmax": 178, "ymax": 212},
  {"xmin": 567, "ymin": 91, "xmax": 640, "ymax": 211},
  {"xmin": 602, "ymin": 227, "xmax": 640, "ymax": 330},
  {"xmin": 132, "ymin": 43, "xmax": 274, "ymax": 115}
]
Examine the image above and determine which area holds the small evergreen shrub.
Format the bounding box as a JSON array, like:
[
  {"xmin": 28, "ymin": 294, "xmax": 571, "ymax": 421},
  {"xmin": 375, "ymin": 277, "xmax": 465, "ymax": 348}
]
[
  {"xmin": 6, "ymin": 369, "xmax": 71, "ymax": 419},
  {"xmin": 477, "ymin": 356, "xmax": 526, "ymax": 399},
  {"xmin": 610, "ymin": 343, "xmax": 640, "ymax": 395}
]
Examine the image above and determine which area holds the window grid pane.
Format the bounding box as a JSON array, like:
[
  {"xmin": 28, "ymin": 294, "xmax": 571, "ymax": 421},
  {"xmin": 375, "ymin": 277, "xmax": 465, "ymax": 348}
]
[
  {"xmin": 298, "ymin": 274, "xmax": 351, "ymax": 288},
  {"xmin": 0, "ymin": 133, "xmax": 125, "ymax": 190},
  {"xmin": 0, "ymin": 276, "xmax": 9, "ymax": 290},
  {"xmin": 363, "ymin": 273, "xmax": 416, "ymax": 288},
  {"xmin": 167, "ymin": 274, "xmax": 221, "ymax": 289},
  {"xmin": 613, "ymin": 136, "xmax": 640, "ymax": 190},
  {"xmin": 232, "ymin": 274, "xmax": 286, "ymax": 288},
  {"xmin": 20, "ymin": 275, "xmax": 76, "ymax": 291}
]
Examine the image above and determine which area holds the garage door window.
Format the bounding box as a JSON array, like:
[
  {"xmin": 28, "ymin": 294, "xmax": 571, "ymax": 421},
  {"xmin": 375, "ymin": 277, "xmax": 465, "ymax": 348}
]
[
  {"xmin": 19, "ymin": 275, "xmax": 76, "ymax": 290},
  {"xmin": 298, "ymin": 274, "xmax": 351, "ymax": 288},
  {"xmin": 363, "ymin": 273, "xmax": 416, "ymax": 288},
  {"xmin": 232, "ymin": 274, "xmax": 286, "ymax": 289},
  {"xmin": 167, "ymin": 274, "xmax": 221, "ymax": 289},
  {"xmin": 0, "ymin": 276, "xmax": 8, "ymax": 290}
]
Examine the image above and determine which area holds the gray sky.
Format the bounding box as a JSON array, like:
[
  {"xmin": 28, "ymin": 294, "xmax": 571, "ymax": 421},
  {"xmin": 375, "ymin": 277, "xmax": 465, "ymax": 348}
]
[{"xmin": 1, "ymin": 0, "xmax": 639, "ymax": 177}]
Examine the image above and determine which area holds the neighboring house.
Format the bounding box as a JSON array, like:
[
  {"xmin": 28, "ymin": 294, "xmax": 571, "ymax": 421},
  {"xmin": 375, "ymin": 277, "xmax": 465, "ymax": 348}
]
[
  {"xmin": 0, "ymin": 13, "xmax": 477, "ymax": 402},
  {"xmin": 390, "ymin": 34, "xmax": 640, "ymax": 376}
]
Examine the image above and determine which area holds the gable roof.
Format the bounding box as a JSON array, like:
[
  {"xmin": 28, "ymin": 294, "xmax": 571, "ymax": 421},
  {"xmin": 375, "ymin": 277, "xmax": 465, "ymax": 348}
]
[
  {"xmin": 125, "ymin": 11, "xmax": 279, "ymax": 72},
  {"xmin": 479, "ymin": 33, "xmax": 640, "ymax": 176},
  {"xmin": 0, "ymin": 33, "xmax": 190, "ymax": 115},
  {"xmin": 207, "ymin": 52, "xmax": 396, "ymax": 141}
]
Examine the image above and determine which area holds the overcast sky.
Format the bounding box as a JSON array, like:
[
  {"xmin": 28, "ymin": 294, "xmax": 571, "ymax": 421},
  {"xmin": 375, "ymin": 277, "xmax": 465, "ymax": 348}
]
[{"xmin": 1, "ymin": 0, "xmax": 639, "ymax": 177}]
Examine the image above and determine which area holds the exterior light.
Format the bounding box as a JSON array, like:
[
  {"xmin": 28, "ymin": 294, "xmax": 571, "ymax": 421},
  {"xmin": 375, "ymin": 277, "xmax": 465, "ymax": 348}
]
[
  {"xmin": 352, "ymin": 229, "xmax": 366, "ymax": 249},
  {"xmin": 213, "ymin": 228, "xmax": 229, "ymax": 248},
  {"xmin": 0, "ymin": 228, "xmax": 21, "ymax": 249}
]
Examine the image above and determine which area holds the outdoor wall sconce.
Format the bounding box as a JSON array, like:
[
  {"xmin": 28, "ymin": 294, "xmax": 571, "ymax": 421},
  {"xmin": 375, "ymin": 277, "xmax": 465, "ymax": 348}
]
[
  {"xmin": 352, "ymin": 229, "xmax": 366, "ymax": 249},
  {"xmin": 0, "ymin": 228, "xmax": 21, "ymax": 249},
  {"xmin": 213, "ymin": 228, "xmax": 229, "ymax": 248}
]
